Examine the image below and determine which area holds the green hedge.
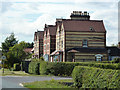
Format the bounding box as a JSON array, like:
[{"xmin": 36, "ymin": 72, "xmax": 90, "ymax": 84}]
[
  {"xmin": 22, "ymin": 61, "xmax": 31, "ymax": 73},
  {"xmin": 13, "ymin": 63, "xmax": 21, "ymax": 71},
  {"xmin": 28, "ymin": 62, "xmax": 40, "ymax": 75},
  {"xmin": 72, "ymin": 66, "xmax": 120, "ymax": 89},
  {"xmin": 39, "ymin": 62, "xmax": 80, "ymax": 76},
  {"xmin": 39, "ymin": 61, "xmax": 120, "ymax": 76},
  {"xmin": 27, "ymin": 61, "xmax": 120, "ymax": 76}
]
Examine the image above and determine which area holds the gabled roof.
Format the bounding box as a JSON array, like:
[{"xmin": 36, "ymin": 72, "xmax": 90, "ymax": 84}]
[
  {"xmin": 106, "ymin": 47, "xmax": 120, "ymax": 56},
  {"xmin": 24, "ymin": 48, "xmax": 33, "ymax": 53},
  {"xmin": 44, "ymin": 25, "xmax": 56, "ymax": 36},
  {"xmin": 37, "ymin": 31, "xmax": 44, "ymax": 39},
  {"xmin": 62, "ymin": 20, "xmax": 106, "ymax": 32},
  {"xmin": 34, "ymin": 31, "xmax": 44, "ymax": 41},
  {"xmin": 48, "ymin": 26, "xmax": 56, "ymax": 35}
]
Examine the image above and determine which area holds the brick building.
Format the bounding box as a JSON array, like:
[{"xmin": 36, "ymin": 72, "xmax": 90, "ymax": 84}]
[
  {"xmin": 51, "ymin": 11, "xmax": 108, "ymax": 62},
  {"xmin": 33, "ymin": 31, "xmax": 44, "ymax": 58},
  {"xmin": 43, "ymin": 24, "xmax": 56, "ymax": 61}
]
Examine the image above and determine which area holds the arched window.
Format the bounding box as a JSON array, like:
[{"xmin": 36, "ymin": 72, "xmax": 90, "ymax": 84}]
[{"xmin": 83, "ymin": 40, "xmax": 88, "ymax": 47}]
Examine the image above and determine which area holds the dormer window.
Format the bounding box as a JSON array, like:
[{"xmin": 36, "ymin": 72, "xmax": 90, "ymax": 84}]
[
  {"xmin": 83, "ymin": 40, "xmax": 88, "ymax": 47},
  {"xmin": 90, "ymin": 27, "xmax": 94, "ymax": 31}
]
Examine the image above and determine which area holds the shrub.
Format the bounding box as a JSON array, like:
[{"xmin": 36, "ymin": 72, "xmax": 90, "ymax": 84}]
[
  {"xmin": 72, "ymin": 66, "xmax": 120, "ymax": 89},
  {"xmin": 22, "ymin": 61, "xmax": 31, "ymax": 73},
  {"xmin": 111, "ymin": 58, "xmax": 120, "ymax": 63},
  {"xmin": 13, "ymin": 63, "xmax": 21, "ymax": 71},
  {"xmin": 28, "ymin": 62, "xmax": 40, "ymax": 75},
  {"xmin": 40, "ymin": 56, "xmax": 44, "ymax": 61},
  {"xmin": 39, "ymin": 61, "xmax": 120, "ymax": 76},
  {"xmin": 39, "ymin": 61, "xmax": 48, "ymax": 75}
]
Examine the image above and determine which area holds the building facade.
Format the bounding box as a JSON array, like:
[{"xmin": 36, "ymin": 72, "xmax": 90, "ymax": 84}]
[
  {"xmin": 51, "ymin": 11, "xmax": 108, "ymax": 62},
  {"xmin": 33, "ymin": 31, "xmax": 44, "ymax": 58},
  {"xmin": 43, "ymin": 24, "xmax": 56, "ymax": 61}
]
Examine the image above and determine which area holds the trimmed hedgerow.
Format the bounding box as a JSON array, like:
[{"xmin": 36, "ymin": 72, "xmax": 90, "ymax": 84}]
[
  {"xmin": 28, "ymin": 62, "xmax": 40, "ymax": 75},
  {"xmin": 39, "ymin": 61, "xmax": 120, "ymax": 76},
  {"xmin": 22, "ymin": 61, "xmax": 31, "ymax": 73},
  {"xmin": 39, "ymin": 61, "xmax": 48, "ymax": 75},
  {"xmin": 72, "ymin": 66, "xmax": 120, "ymax": 89}
]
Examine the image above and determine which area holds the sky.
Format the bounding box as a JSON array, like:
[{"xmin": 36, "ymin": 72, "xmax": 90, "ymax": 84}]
[{"xmin": 0, "ymin": 0, "xmax": 119, "ymax": 47}]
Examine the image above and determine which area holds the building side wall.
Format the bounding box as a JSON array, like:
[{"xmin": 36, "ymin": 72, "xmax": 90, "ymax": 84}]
[
  {"xmin": 50, "ymin": 35, "xmax": 56, "ymax": 54},
  {"xmin": 66, "ymin": 52, "xmax": 108, "ymax": 62},
  {"xmin": 65, "ymin": 31, "xmax": 106, "ymax": 50}
]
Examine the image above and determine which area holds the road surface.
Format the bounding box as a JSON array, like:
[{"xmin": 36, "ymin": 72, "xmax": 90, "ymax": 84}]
[{"xmin": 0, "ymin": 76, "xmax": 72, "ymax": 90}]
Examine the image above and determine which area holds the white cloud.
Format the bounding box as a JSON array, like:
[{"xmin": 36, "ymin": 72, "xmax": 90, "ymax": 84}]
[
  {"xmin": 0, "ymin": 1, "xmax": 119, "ymax": 47},
  {"xmin": 2, "ymin": 0, "xmax": 119, "ymax": 3}
]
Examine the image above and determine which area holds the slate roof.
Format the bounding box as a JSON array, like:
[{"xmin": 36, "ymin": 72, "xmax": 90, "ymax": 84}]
[
  {"xmin": 44, "ymin": 25, "xmax": 56, "ymax": 36},
  {"xmin": 106, "ymin": 47, "xmax": 120, "ymax": 56},
  {"xmin": 67, "ymin": 47, "xmax": 107, "ymax": 53},
  {"xmin": 24, "ymin": 48, "xmax": 33, "ymax": 53},
  {"xmin": 34, "ymin": 31, "xmax": 44, "ymax": 41},
  {"xmin": 58, "ymin": 19, "xmax": 106, "ymax": 32}
]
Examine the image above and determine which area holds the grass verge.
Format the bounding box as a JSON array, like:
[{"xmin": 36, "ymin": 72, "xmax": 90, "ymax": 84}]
[
  {"xmin": 0, "ymin": 68, "xmax": 53, "ymax": 76},
  {"xmin": 23, "ymin": 79, "xmax": 74, "ymax": 89}
]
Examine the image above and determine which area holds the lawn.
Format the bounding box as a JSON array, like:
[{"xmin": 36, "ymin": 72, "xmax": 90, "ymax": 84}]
[
  {"xmin": 0, "ymin": 68, "xmax": 54, "ymax": 76},
  {"xmin": 23, "ymin": 79, "xmax": 75, "ymax": 89},
  {"xmin": 0, "ymin": 68, "xmax": 30, "ymax": 76}
]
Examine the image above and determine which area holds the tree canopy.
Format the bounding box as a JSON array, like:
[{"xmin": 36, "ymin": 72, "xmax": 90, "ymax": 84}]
[
  {"xmin": 1, "ymin": 33, "xmax": 32, "ymax": 67},
  {"xmin": 2, "ymin": 33, "xmax": 18, "ymax": 54}
]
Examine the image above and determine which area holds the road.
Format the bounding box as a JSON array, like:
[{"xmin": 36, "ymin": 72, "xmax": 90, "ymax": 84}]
[{"xmin": 0, "ymin": 76, "xmax": 72, "ymax": 90}]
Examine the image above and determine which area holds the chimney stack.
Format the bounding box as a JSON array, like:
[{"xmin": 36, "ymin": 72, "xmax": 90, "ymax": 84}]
[{"xmin": 70, "ymin": 11, "xmax": 90, "ymax": 20}]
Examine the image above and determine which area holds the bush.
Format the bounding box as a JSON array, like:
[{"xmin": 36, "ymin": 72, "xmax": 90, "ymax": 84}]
[
  {"xmin": 22, "ymin": 61, "xmax": 31, "ymax": 73},
  {"xmin": 39, "ymin": 61, "xmax": 120, "ymax": 76},
  {"xmin": 111, "ymin": 58, "xmax": 120, "ymax": 63},
  {"xmin": 39, "ymin": 61, "xmax": 48, "ymax": 75},
  {"xmin": 28, "ymin": 62, "xmax": 40, "ymax": 75},
  {"xmin": 13, "ymin": 63, "xmax": 21, "ymax": 71},
  {"xmin": 72, "ymin": 66, "xmax": 120, "ymax": 89}
]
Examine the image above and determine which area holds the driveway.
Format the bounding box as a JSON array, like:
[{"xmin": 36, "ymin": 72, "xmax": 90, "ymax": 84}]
[{"xmin": 0, "ymin": 76, "xmax": 72, "ymax": 89}]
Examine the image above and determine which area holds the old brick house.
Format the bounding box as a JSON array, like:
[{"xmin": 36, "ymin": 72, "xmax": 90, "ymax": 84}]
[
  {"xmin": 33, "ymin": 31, "xmax": 44, "ymax": 58},
  {"xmin": 51, "ymin": 11, "xmax": 108, "ymax": 62},
  {"xmin": 43, "ymin": 24, "xmax": 56, "ymax": 61}
]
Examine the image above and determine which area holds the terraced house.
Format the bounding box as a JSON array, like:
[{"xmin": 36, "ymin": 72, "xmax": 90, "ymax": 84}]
[
  {"xmin": 51, "ymin": 11, "xmax": 108, "ymax": 62},
  {"xmin": 43, "ymin": 24, "xmax": 56, "ymax": 61},
  {"xmin": 33, "ymin": 31, "xmax": 44, "ymax": 58}
]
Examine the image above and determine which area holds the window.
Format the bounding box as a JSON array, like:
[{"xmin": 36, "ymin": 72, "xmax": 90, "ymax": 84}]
[
  {"xmin": 90, "ymin": 27, "xmax": 94, "ymax": 31},
  {"xmin": 83, "ymin": 40, "xmax": 88, "ymax": 47}
]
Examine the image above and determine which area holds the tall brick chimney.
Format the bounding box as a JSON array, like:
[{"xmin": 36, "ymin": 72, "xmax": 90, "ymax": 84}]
[{"xmin": 70, "ymin": 11, "xmax": 90, "ymax": 20}]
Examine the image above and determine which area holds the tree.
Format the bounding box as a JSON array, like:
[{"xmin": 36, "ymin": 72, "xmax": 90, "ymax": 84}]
[
  {"xmin": 6, "ymin": 41, "xmax": 29, "ymax": 67},
  {"xmin": 26, "ymin": 42, "xmax": 34, "ymax": 48},
  {"xmin": 2, "ymin": 33, "xmax": 18, "ymax": 54}
]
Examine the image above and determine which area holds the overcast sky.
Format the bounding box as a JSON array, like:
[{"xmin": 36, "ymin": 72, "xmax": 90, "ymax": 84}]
[{"xmin": 0, "ymin": 0, "xmax": 119, "ymax": 47}]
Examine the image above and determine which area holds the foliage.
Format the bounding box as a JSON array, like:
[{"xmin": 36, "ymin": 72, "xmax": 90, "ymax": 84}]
[
  {"xmin": 39, "ymin": 62, "xmax": 120, "ymax": 76},
  {"xmin": 13, "ymin": 63, "xmax": 21, "ymax": 71},
  {"xmin": 6, "ymin": 41, "xmax": 29, "ymax": 67},
  {"xmin": 2, "ymin": 33, "xmax": 18, "ymax": 54},
  {"xmin": 72, "ymin": 66, "xmax": 120, "ymax": 89},
  {"xmin": 26, "ymin": 42, "xmax": 34, "ymax": 48},
  {"xmin": 40, "ymin": 56, "xmax": 44, "ymax": 61},
  {"xmin": 39, "ymin": 61, "xmax": 48, "ymax": 75},
  {"xmin": 22, "ymin": 61, "xmax": 31, "ymax": 73},
  {"xmin": 111, "ymin": 58, "xmax": 120, "ymax": 63},
  {"xmin": 28, "ymin": 62, "xmax": 40, "ymax": 75}
]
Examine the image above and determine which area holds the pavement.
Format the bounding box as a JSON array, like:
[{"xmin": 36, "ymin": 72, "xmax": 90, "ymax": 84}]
[{"xmin": 0, "ymin": 76, "xmax": 72, "ymax": 90}]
